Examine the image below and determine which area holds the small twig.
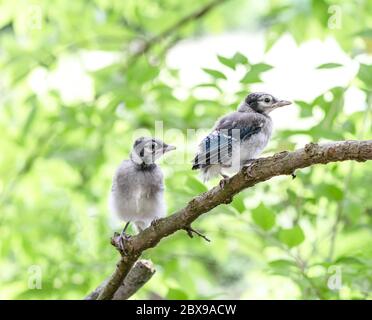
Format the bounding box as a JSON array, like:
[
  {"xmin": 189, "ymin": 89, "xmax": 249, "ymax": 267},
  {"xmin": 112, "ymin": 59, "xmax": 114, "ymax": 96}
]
[
  {"xmin": 184, "ymin": 225, "xmax": 211, "ymax": 242},
  {"xmin": 124, "ymin": 0, "xmax": 229, "ymax": 68}
]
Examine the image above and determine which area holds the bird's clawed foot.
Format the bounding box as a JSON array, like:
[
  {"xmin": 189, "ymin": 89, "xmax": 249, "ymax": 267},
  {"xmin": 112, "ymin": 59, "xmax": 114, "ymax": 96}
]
[
  {"xmin": 111, "ymin": 232, "xmax": 132, "ymax": 254},
  {"xmin": 150, "ymin": 218, "xmax": 162, "ymax": 227},
  {"xmin": 111, "ymin": 222, "xmax": 132, "ymax": 254},
  {"xmin": 184, "ymin": 225, "xmax": 211, "ymax": 242},
  {"xmin": 219, "ymin": 174, "xmax": 230, "ymax": 188}
]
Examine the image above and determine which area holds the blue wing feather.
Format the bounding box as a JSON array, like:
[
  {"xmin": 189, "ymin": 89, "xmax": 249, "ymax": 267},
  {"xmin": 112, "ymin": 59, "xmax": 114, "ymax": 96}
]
[{"xmin": 192, "ymin": 125, "xmax": 262, "ymax": 169}]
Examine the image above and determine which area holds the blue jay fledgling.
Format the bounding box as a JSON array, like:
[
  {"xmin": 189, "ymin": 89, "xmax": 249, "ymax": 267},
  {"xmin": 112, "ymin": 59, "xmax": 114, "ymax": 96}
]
[
  {"xmin": 192, "ymin": 92, "xmax": 291, "ymax": 183},
  {"xmin": 109, "ymin": 137, "xmax": 176, "ymax": 244}
]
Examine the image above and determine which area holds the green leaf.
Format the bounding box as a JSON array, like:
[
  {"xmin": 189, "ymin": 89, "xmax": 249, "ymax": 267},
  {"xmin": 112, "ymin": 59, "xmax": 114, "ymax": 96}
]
[
  {"xmin": 240, "ymin": 63, "xmax": 273, "ymax": 83},
  {"xmin": 357, "ymin": 64, "xmax": 372, "ymax": 88},
  {"xmin": 268, "ymin": 259, "xmax": 297, "ymax": 275},
  {"xmin": 278, "ymin": 226, "xmax": 305, "ymax": 248},
  {"xmin": 269, "ymin": 259, "xmax": 297, "ymax": 269},
  {"xmin": 294, "ymin": 100, "xmax": 313, "ymax": 118},
  {"xmin": 240, "ymin": 72, "xmax": 261, "ymax": 84},
  {"xmin": 287, "ymin": 189, "xmax": 298, "ymax": 203},
  {"xmin": 231, "ymin": 194, "xmax": 245, "ymax": 214},
  {"xmin": 251, "ymin": 63, "xmax": 273, "ymax": 72},
  {"xmin": 217, "ymin": 55, "xmax": 236, "ymax": 69},
  {"xmin": 354, "ymin": 29, "xmax": 372, "ymax": 39},
  {"xmin": 317, "ymin": 184, "xmax": 344, "ymax": 201},
  {"xmin": 251, "ymin": 203, "xmax": 276, "ymax": 231},
  {"xmin": 186, "ymin": 176, "xmax": 208, "ymax": 194},
  {"xmin": 232, "ymin": 52, "xmax": 249, "ymax": 65},
  {"xmin": 193, "ymin": 83, "xmax": 222, "ymax": 93},
  {"xmin": 167, "ymin": 288, "xmax": 189, "ymax": 300},
  {"xmin": 316, "ymin": 63, "xmax": 343, "ymax": 69},
  {"xmin": 217, "ymin": 52, "xmax": 249, "ymax": 70},
  {"xmin": 202, "ymin": 68, "xmax": 227, "ymax": 80},
  {"xmin": 335, "ymin": 256, "xmax": 364, "ymax": 265}
]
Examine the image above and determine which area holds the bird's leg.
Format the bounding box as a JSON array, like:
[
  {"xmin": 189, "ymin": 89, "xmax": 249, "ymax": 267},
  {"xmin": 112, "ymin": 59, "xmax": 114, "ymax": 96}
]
[
  {"xmin": 119, "ymin": 221, "xmax": 131, "ymax": 250},
  {"xmin": 219, "ymin": 173, "xmax": 230, "ymax": 188},
  {"xmin": 122, "ymin": 221, "xmax": 130, "ymax": 233}
]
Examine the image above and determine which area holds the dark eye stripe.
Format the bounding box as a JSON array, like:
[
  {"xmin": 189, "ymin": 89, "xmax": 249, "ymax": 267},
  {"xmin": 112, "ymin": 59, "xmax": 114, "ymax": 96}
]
[{"xmin": 134, "ymin": 138, "xmax": 143, "ymax": 147}]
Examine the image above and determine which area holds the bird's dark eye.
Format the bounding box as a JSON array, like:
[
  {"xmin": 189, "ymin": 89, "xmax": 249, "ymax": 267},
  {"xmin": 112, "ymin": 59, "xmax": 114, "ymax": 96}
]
[
  {"xmin": 264, "ymin": 97, "xmax": 271, "ymax": 103},
  {"xmin": 145, "ymin": 142, "xmax": 157, "ymax": 150}
]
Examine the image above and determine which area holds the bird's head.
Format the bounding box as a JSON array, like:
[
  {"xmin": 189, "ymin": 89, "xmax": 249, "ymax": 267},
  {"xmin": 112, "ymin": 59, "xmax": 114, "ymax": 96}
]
[
  {"xmin": 131, "ymin": 137, "xmax": 176, "ymax": 165},
  {"xmin": 238, "ymin": 92, "xmax": 291, "ymax": 114}
]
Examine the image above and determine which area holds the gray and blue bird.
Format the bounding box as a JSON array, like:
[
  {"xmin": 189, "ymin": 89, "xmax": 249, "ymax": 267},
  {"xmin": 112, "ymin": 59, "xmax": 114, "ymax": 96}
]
[
  {"xmin": 109, "ymin": 137, "xmax": 176, "ymax": 244},
  {"xmin": 192, "ymin": 92, "xmax": 291, "ymax": 183}
]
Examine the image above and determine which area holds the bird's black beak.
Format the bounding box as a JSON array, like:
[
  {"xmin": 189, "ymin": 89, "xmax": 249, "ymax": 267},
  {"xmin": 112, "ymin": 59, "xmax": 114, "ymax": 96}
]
[
  {"xmin": 273, "ymin": 100, "xmax": 292, "ymax": 108},
  {"xmin": 163, "ymin": 144, "xmax": 176, "ymax": 153}
]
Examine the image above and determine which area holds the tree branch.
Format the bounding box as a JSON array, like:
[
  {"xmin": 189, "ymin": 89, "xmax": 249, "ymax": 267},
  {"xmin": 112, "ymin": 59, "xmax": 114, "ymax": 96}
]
[
  {"xmin": 112, "ymin": 260, "xmax": 155, "ymax": 300},
  {"xmin": 85, "ymin": 259, "xmax": 155, "ymax": 300},
  {"xmin": 96, "ymin": 140, "xmax": 372, "ymax": 299},
  {"xmin": 125, "ymin": 0, "xmax": 229, "ymax": 65}
]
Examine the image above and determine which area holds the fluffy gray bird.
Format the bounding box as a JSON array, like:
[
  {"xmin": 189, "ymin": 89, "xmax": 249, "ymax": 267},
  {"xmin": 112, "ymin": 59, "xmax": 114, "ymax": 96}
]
[
  {"xmin": 192, "ymin": 92, "xmax": 291, "ymax": 183},
  {"xmin": 109, "ymin": 137, "xmax": 176, "ymax": 243}
]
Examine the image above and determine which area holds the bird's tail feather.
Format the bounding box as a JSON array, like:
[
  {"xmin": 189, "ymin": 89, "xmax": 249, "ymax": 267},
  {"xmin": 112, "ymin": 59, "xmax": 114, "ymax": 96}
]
[{"xmin": 200, "ymin": 165, "xmax": 221, "ymax": 182}]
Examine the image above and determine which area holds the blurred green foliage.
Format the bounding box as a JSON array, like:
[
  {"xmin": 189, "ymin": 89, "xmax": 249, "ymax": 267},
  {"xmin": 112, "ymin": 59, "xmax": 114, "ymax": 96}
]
[{"xmin": 0, "ymin": 0, "xmax": 371, "ymax": 300}]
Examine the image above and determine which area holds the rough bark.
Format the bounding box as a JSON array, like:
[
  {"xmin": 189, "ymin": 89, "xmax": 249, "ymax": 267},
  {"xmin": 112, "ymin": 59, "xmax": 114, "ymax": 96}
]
[
  {"xmin": 112, "ymin": 260, "xmax": 156, "ymax": 300},
  {"xmin": 85, "ymin": 259, "xmax": 155, "ymax": 300},
  {"xmin": 93, "ymin": 140, "xmax": 372, "ymax": 300}
]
